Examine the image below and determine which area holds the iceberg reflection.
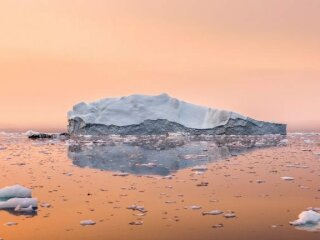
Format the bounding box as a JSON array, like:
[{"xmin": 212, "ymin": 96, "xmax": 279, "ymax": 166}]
[{"xmin": 68, "ymin": 134, "xmax": 285, "ymax": 176}]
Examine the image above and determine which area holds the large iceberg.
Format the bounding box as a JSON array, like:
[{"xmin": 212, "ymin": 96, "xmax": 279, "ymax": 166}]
[{"xmin": 68, "ymin": 93, "xmax": 286, "ymax": 136}]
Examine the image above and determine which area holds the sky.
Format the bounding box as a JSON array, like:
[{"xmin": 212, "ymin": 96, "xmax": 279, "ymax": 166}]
[{"xmin": 0, "ymin": 0, "xmax": 319, "ymax": 132}]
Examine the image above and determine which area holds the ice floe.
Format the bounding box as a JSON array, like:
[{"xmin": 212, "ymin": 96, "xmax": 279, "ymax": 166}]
[
  {"xmin": 80, "ymin": 220, "xmax": 96, "ymax": 226},
  {"xmin": 0, "ymin": 185, "xmax": 32, "ymax": 199},
  {"xmin": 0, "ymin": 198, "xmax": 38, "ymax": 209},
  {"xmin": 0, "ymin": 185, "xmax": 38, "ymax": 214},
  {"xmin": 202, "ymin": 210, "xmax": 224, "ymax": 216},
  {"xmin": 290, "ymin": 210, "xmax": 320, "ymax": 231}
]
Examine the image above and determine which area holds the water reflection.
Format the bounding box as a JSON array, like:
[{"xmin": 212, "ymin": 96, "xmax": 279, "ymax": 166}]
[{"xmin": 68, "ymin": 134, "xmax": 285, "ymax": 176}]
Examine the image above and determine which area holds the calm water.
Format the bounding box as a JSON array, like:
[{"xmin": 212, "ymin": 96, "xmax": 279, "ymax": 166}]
[{"xmin": 0, "ymin": 133, "xmax": 319, "ymax": 240}]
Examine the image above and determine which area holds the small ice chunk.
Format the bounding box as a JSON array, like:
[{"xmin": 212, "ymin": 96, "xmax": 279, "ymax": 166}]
[
  {"xmin": 14, "ymin": 205, "xmax": 35, "ymax": 213},
  {"xmin": 5, "ymin": 222, "xmax": 18, "ymax": 226},
  {"xmin": 224, "ymin": 212, "xmax": 236, "ymax": 218},
  {"xmin": 129, "ymin": 221, "xmax": 143, "ymax": 225},
  {"xmin": 212, "ymin": 223, "xmax": 224, "ymax": 228},
  {"xmin": 281, "ymin": 176, "xmax": 294, "ymax": 181},
  {"xmin": 0, "ymin": 185, "xmax": 32, "ymax": 199},
  {"xmin": 80, "ymin": 220, "xmax": 96, "ymax": 226},
  {"xmin": 24, "ymin": 130, "xmax": 40, "ymax": 137},
  {"xmin": 0, "ymin": 198, "xmax": 38, "ymax": 209},
  {"xmin": 113, "ymin": 172, "xmax": 129, "ymax": 177},
  {"xmin": 41, "ymin": 202, "xmax": 51, "ymax": 208},
  {"xmin": 202, "ymin": 210, "xmax": 224, "ymax": 216},
  {"xmin": 189, "ymin": 205, "xmax": 201, "ymax": 210},
  {"xmin": 127, "ymin": 205, "xmax": 147, "ymax": 213}
]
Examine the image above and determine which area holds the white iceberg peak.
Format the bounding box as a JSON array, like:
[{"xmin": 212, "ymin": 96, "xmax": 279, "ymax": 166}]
[{"xmin": 68, "ymin": 93, "xmax": 246, "ymax": 129}]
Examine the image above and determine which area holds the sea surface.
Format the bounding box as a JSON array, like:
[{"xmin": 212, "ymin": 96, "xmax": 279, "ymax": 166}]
[{"xmin": 0, "ymin": 132, "xmax": 319, "ymax": 240}]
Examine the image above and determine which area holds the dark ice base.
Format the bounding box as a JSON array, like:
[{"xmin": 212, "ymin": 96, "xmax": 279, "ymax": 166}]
[{"xmin": 68, "ymin": 117, "xmax": 286, "ymax": 136}]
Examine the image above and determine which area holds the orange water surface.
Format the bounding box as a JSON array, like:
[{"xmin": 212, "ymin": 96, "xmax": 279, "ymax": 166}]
[{"xmin": 0, "ymin": 133, "xmax": 319, "ymax": 240}]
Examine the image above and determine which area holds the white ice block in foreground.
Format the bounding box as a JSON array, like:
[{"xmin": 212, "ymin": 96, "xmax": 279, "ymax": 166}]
[
  {"xmin": 0, "ymin": 198, "xmax": 38, "ymax": 209},
  {"xmin": 0, "ymin": 185, "xmax": 32, "ymax": 199},
  {"xmin": 290, "ymin": 210, "xmax": 320, "ymax": 232}
]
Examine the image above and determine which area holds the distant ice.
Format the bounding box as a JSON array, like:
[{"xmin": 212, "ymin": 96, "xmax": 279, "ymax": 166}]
[{"xmin": 24, "ymin": 130, "xmax": 40, "ymax": 137}]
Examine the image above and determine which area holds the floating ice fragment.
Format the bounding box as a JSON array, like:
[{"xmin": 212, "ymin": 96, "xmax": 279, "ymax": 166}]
[
  {"xmin": 40, "ymin": 202, "xmax": 51, "ymax": 208},
  {"xmin": 212, "ymin": 223, "xmax": 224, "ymax": 228},
  {"xmin": 271, "ymin": 224, "xmax": 283, "ymax": 228},
  {"xmin": 224, "ymin": 212, "xmax": 236, "ymax": 218},
  {"xmin": 129, "ymin": 221, "xmax": 143, "ymax": 225},
  {"xmin": 80, "ymin": 220, "xmax": 96, "ymax": 226},
  {"xmin": 113, "ymin": 172, "xmax": 129, "ymax": 177},
  {"xmin": 0, "ymin": 198, "xmax": 38, "ymax": 209},
  {"xmin": 191, "ymin": 165, "xmax": 208, "ymax": 171},
  {"xmin": 4, "ymin": 222, "xmax": 18, "ymax": 226},
  {"xmin": 188, "ymin": 205, "xmax": 201, "ymax": 210},
  {"xmin": 290, "ymin": 210, "xmax": 320, "ymax": 231},
  {"xmin": 0, "ymin": 185, "xmax": 32, "ymax": 199},
  {"xmin": 24, "ymin": 130, "xmax": 40, "ymax": 137},
  {"xmin": 127, "ymin": 205, "xmax": 147, "ymax": 213},
  {"xmin": 14, "ymin": 205, "xmax": 35, "ymax": 213},
  {"xmin": 281, "ymin": 176, "xmax": 295, "ymax": 181},
  {"xmin": 202, "ymin": 210, "xmax": 224, "ymax": 216}
]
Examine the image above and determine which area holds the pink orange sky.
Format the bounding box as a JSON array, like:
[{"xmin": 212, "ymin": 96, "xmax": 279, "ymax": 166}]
[{"xmin": 0, "ymin": 0, "xmax": 319, "ymax": 132}]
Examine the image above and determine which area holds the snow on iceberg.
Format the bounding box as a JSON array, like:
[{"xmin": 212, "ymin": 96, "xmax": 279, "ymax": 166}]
[{"xmin": 68, "ymin": 93, "xmax": 287, "ymax": 136}]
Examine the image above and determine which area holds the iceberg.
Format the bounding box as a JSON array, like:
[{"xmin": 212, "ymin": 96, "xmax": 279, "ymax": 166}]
[{"xmin": 68, "ymin": 93, "xmax": 286, "ymax": 136}]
